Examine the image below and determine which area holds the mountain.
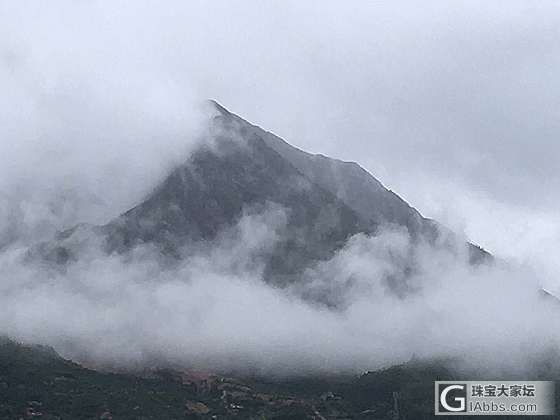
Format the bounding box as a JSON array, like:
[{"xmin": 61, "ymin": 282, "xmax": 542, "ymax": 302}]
[
  {"xmin": 208, "ymin": 102, "xmax": 488, "ymax": 259},
  {"xmin": 33, "ymin": 101, "xmax": 490, "ymax": 283}
]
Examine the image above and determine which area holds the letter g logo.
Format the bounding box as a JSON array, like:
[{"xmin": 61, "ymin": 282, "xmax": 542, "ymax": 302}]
[{"xmin": 437, "ymin": 383, "xmax": 467, "ymax": 413}]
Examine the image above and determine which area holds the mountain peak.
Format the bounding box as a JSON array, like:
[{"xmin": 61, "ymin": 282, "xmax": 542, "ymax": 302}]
[
  {"xmin": 206, "ymin": 99, "xmax": 231, "ymax": 116},
  {"xmin": 35, "ymin": 102, "xmax": 491, "ymax": 277}
]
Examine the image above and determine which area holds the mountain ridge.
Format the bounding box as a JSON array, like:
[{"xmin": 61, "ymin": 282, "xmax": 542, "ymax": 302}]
[
  {"xmin": 31, "ymin": 100, "xmax": 491, "ymax": 282},
  {"xmin": 207, "ymin": 100, "xmax": 489, "ymax": 260}
]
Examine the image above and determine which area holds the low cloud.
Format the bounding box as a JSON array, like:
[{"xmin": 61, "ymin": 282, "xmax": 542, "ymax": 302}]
[
  {"xmin": 0, "ymin": 3, "xmax": 211, "ymax": 248},
  {"xmin": 1, "ymin": 0, "xmax": 559, "ymax": 379},
  {"xmin": 1, "ymin": 204, "xmax": 557, "ymax": 376}
]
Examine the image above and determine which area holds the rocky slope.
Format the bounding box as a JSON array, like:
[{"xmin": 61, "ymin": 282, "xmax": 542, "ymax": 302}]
[{"xmin": 33, "ymin": 101, "xmax": 490, "ymax": 285}]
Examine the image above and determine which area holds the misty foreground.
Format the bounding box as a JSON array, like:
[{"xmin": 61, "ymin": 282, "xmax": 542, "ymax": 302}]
[
  {"xmin": 3, "ymin": 338, "xmax": 559, "ymax": 420},
  {"xmin": 2, "ymin": 102, "xmax": 560, "ymax": 418}
]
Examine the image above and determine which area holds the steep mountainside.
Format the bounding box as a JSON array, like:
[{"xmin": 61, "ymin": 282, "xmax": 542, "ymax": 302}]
[
  {"xmin": 34, "ymin": 101, "xmax": 490, "ymax": 281},
  {"xmin": 210, "ymin": 102, "xmax": 489, "ymax": 263}
]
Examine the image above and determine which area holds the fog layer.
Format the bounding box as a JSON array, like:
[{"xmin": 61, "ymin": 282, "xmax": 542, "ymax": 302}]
[
  {"xmin": 1, "ymin": 205, "xmax": 557, "ymax": 375},
  {"xmin": 1, "ymin": 1, "xmax": 559, "ymax": 376}
]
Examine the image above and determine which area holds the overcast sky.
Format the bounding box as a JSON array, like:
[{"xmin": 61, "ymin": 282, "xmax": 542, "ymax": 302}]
[{"xmin": 1, "ymin": 0, "xmax": 559, "ymax": 282}]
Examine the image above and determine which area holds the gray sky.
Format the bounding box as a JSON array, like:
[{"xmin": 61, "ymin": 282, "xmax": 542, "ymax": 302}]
[
  {"xmin": 1, "ymin": 0, "xmax": 559, "ymax": 280},
  {"xmin": 3, "ymin": 1, "xmax": 560, "ymax": 372}
]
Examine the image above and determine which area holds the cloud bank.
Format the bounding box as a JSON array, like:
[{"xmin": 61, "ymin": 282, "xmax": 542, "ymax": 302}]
[
  {"xmin": 1, "ymin": 1, "xmax": 559, "ymax": 377},
  {"xmin": 1, "ymin": 205, "xmax": 557, "ymax": 376}
]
